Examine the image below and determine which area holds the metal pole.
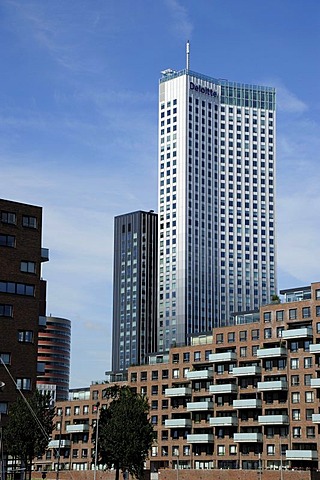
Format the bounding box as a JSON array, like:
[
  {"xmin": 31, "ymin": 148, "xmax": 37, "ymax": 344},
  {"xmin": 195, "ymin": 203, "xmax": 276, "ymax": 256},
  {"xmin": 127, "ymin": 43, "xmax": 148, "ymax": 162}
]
[
  {"xmin": 280, "ymin": 435, "xmax": 283, "ymax": 480},
  {"xmin": 176, "ymin": 453, "xmax": 179, "ymax": 480},
  {"xmin": 56, "ymin": 412, "xmax": 63, "ymax": 480},
  {"xmin": 93, "ymin": 403, "xmax": 100, "ymax": 480}
]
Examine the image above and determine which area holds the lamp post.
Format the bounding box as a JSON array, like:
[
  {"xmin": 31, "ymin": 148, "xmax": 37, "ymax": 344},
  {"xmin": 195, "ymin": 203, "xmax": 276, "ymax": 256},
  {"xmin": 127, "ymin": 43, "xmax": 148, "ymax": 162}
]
[
  {"xmin": 93, "ymin": 402, "xmax": 100, "ymax": 480},
  {"xmin": 56, "ymin": 412, "xmax": 63, "ymax": 480}
]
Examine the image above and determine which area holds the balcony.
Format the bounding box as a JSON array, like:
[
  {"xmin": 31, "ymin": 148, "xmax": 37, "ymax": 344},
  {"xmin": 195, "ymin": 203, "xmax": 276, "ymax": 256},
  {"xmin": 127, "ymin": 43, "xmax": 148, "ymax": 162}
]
[
  {"xmin": 310, "ymin": 378, "xmax": 320, "ymax": 389},
  {"xmin": 165, "ymin": 418, "xmax": 192, "ymax": 429},
  {"xmin": 232, "ymin": 365, "xmax": 261, "ymax": 376},
  {"xmin": 66, "ymin": 424, "xmax": 90, "ymax": 433},
  {"xmin": 258, "ymin": 415, "xmax": 289, "ymax": 425},
  {"xmin": 41, "ymin": 247, "xmax": 49, "ymax": 262},
  {"xmin": 312, "ymin": 414, "xmax": 320, "ymax": 423},
  {"xmin": 187, "ymin": 434, "xmax": 214, "ymax": 444},
  {"xmin": 310, "ymin": 344, "xmax": 320, "ymax": 354},
  {"xmin": 165, "ymin": 387, "xmax": 192, "ymax": 397},
  {"xmin": 209, "ymin": 352, "xmax": 237, "ymax": 363},
  {"xmin": 209, "ymin": 384, "xmax": 237, "ymax": 394},
  {"xmin": 48, "ymin": 439, "xmax": 71, "ymax": 449},
  {"xmin": 281, "ymin": 327, "xmax": 313, "ymax": 340},
  {"xmin": 286, "ymin": 450, "xmax": 318, "ymax": 461},
  {"xmin": 233, "ymin": 398, "xmax": 262, "ymax": 409},
  {"xmin": 257, "ymin": 346, "xmax": 287, "ymax": 358},
  {"xmin": 187, "ymin": 369, "xmax": 213, "ymax": 381},
  {"xmin": 209, "ymin": 416, "xmax": 238, "ymax": 427},
  {"xmin": 234, "ymin": 433, "xmax": 263, "ymax": 443},
  {"xmin": 187, "ymin": 401, "xmax": 213, "ymax": 412},
  {"xmin": 257, "ymin": 380, "xmax": 288, "ymax": 392}
]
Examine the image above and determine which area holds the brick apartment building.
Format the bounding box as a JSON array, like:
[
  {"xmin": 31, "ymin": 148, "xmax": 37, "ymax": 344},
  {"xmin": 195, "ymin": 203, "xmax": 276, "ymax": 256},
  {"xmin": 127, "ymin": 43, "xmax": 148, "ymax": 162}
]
[
  {"xmin": 35, "ymin": 281, "xmax": 320, "ymax": 477},
  {"xmin": 0, "ymin": 198, "xmax": 49, "ymax": 423}
]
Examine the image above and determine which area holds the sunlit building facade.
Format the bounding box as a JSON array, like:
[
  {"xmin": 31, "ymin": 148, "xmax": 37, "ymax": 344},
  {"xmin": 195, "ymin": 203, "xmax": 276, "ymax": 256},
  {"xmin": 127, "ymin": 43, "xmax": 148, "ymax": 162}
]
[{"xmin": 157, "ymin": 65, "xmax": 277, "ymax": 350}]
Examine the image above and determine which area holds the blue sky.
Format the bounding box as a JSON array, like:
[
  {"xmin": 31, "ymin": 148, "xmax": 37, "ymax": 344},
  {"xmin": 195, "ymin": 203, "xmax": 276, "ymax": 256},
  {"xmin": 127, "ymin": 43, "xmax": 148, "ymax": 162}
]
[{"xmin": 0, "ymin": 0, "xmax": 319, "ymax": 387}]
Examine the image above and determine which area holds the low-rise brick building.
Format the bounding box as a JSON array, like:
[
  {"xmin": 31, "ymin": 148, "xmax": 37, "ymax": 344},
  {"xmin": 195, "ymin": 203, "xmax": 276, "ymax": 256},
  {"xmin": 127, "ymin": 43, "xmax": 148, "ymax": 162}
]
[{"xmin": 36, "ymin": 281, "xmax": 320, "ymax": 478}]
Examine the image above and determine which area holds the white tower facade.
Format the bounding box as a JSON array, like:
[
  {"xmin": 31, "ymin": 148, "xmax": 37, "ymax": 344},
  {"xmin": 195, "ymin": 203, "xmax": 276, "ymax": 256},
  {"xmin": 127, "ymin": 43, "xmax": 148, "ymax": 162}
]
[{"xmin": 157, "ymin": 65, "xmax": 276, "ymax": 351}]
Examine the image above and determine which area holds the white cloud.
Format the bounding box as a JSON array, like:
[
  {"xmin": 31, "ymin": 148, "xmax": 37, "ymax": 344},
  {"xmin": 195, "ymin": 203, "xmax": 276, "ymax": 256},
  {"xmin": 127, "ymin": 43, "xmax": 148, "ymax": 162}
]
[{"xmin": 166, "ymin": 0, "xmax": 194, "ymax": 40}]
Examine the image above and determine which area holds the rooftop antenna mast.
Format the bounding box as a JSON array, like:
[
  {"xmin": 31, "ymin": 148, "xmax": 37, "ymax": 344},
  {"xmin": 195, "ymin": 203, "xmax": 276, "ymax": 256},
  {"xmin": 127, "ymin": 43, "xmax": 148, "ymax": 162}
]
[{"xmin": 186, "ymin": 40, "xmax": 190, "ymax": 70}]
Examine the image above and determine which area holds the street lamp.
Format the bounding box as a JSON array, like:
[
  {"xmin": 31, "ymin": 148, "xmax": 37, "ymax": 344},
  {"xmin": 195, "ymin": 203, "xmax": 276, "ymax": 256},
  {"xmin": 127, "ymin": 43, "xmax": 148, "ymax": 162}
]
[
  {"xmin": 93, "ymin": 402, "xmax": 100, "ymax": 480},
  {"xmin": 56, "ymin": 412, "xmax": 63, "ymax": 480}
]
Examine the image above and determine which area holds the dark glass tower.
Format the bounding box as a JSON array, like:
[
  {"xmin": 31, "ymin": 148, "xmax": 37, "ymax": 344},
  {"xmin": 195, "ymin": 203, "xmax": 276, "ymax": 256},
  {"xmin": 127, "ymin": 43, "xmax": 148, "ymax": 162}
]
[{"xmin": 112, "ymin": 210, "xmax": 158, "ymax": 371}]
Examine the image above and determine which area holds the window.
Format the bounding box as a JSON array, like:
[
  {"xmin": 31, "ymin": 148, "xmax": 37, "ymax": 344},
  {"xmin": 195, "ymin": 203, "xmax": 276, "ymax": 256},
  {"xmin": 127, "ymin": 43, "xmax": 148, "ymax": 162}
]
[
  {"xmin": 216, "ymin": 333, "xmax": 223, "ymax": 344},
  {"xmin": 151, "ymin": 385, "xmax": 158, "ymax": 395},
  {"xmin": 183, "ymin": 445, "xmax": 190, "ymax": 456},
  {"xmin": 74, "ymin": 406, "xmax": 80, "ymax": 415},
  {"xmin": 217, "ymin": 445, "xmax": 225, "ymax": 456},
  {"xmin": 194, "ymin": 351, "xmax": 201, "ymax": 361},
  {"xmin": 65, "ymin": 407, "xmax": 71, "ymax": 416},
  {"xmin": 72, "ymin": 449, "xmax": 78, "ymax": 459},
  {"xmin": 305, "ymin": 391, "xmax": 314, "ymax": 403},
  {"xmin": 16, "ymin": 378, "xmax": 31, "ymax": 391},
  {"xmin": 316, "ymin": 289, "xmax": 320, "ymax": 300},
  {"xmin": 292, "ymin": 427, "xmax": 301, "ymax": 438},
  {"xmin": 172, "ymin": 369, "xmax": 179, "ymax": 379},
  {"xmin": 302, "ymin": 307, "xmax": 310, "ymax": 318},
  {"xmin": 290, "ymin": 358, "xmax": 299, "ymax": 370},
  {"xmin": 239, "ymin": 331, "xmax": 247, "ymax": 341},
  {"xmin": 172, "ymin": 353, "xmax": 179, "ymax": 363},
  {"xmin": 18, "ymin": 330, "xmax": 33, "ymax": 343},
  {"xmin": 151, "ymin": 400, "xmax": 158, "ymax": 410},
  {"xmin": 292, "ymin": 409, "xmax": 300, "ymax": 420},
  {"xmin": 20, "ymin": 261, "xmax": 36, "ymax": 274},
  {"xmin": 0, "ymin": 304, "xmax": 13, "ymax": 317},
  {"xmin": 228, "ymin": 332, "xmax": 235, "ymax": 343},
  {"xmin": 162, "ymin": 400, "xmax": 168, "ymax": 409},
  {"xmin": 162, "ymin": 369, "xmax": 169, "ymax": 379},
  {"xmin": 307, "ymin": 426, "xmax": 315, "ymax": 438},
  {"xmin": 291, "ymin": 375, "xmax": 299, "ymax": 386},
  {"xmin": 289, "ymin": 308, "xmax": 297, "ymax": 320},
  {"xmin": 1, "ymin": 211, "xmax": 16, "ymax": 224},
  {"xmin": 264, "ymin": 311, "xmax": 271, "ymax": 322},
  {"xmin": 22, "ymin": 216, "xmax": 37, "ymax": 228},
  {"xmin": 264, "ymin": 328, "xmax": 272, "ymax": 339},
  {"xmin": 83, "ymin": 405, "xmax": 89, "ymax": 414},
  {"xmin": 267, "ymin": 445, "xmax": 275, "ymax": 456},
  {"xmin": 252, "ymin": 345, "xmax": 258, "ymax": 356},
  {"xmin": 306, "ymin": 408, "xmax": 314, "ymax": 421},
  {"xmin": 140, "ymin": 371, "xmax": 147, "ymax": 381},
  {"xmin": 305, "ymin": 374, "xmax": 312, "ymax": 386},
  {"xmin": 0, "ymin": 353, "xmax": 11, "ymax": 364},
  {"xmin": 229, "ymin": 445, "xmax": 237, "ymax": 455},
  {"xmin": 277, "ymin": 327, "xmax": 284, "ymax": 338},
  {"xmin": 304, "ymin": 357, "xmax": 312, "ymax": 368},
  {"xmin": 0, "ymin": 281, "xmax": 34, "ymax": 296},
  {"xmin": 151, "ymin": 415, "xmax": 158, "ymax": 425},
  {"xmin": 291, "ymin": 392, "xmax": 300, "ymax": 403},
  {"xmin": 151, "ymin": 446, "xmax": 158, "ymax": 457},
  {"xmin": 152, "ymin": 370, "xmax": 158, "ymax": 380},
  {"xmin": 240, "ymin": 347, "xmax": 247, "ymax": 357},
  {"xmin": 251, "ymin": 329, "xmax": 259, "ymax": 340},
  {"xmin": 0, "ymin": 235, "xmax": 15, "ymax": 247},
  {"xmin": 276, "ymin": 310, "xmax": 284, "ymax": 321},
  {"xmin": 183, "ymin": 352, "xmax": 190, "ymax": 362}
]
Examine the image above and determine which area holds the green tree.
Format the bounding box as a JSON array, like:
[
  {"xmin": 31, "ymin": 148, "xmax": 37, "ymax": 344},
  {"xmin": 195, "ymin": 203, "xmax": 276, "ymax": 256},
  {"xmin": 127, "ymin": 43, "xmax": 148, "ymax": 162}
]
[
  {"xmin": 3, "ymin": 390, "xmax": 54, "ymax": 480},
  {"xmin": 95, "ymin": 385, "xmax": 155, "ymax": 480}
]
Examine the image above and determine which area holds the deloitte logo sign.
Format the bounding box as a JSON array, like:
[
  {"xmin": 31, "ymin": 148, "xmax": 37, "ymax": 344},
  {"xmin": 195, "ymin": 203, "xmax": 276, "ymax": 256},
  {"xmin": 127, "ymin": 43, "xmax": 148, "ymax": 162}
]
[{"xmin": 190, "ymin": 81, "xmax": 218, "ymax": 97}]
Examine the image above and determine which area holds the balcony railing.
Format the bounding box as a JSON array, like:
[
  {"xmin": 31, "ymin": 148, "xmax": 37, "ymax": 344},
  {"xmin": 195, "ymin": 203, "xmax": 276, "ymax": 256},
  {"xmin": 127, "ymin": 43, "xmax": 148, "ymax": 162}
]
[
  {"xmin": 210, "ymin": 383, "xmax": 237, "ymax": 394},
  {"xmin": 187, "ymin": 401, "xmax": 213, "ymax": 412},
  {"xmin": 233, "ymin": 398, "xmax": 262, "ymax": 409},
  {"xmin": 232, "ymin": 365, "xmax": 261, "ymax": 376},
  {"xmin": 209, "ymin": 352, "xmax": 237, "ymax": 363},
  {"xmin": 165, "ymin": 387, "xmax": 192, "ymax": 397}
]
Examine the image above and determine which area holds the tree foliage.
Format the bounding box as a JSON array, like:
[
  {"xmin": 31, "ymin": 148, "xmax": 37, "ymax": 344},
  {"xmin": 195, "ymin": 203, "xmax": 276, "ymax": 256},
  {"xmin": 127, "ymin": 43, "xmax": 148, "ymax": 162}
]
[
  {"xmin": 96, "ymin": 385, "xmax": 155, "ymax": 480},
  {"xmin": 3, "ymin": 390, "xmax": 54, "ymax": 479}
]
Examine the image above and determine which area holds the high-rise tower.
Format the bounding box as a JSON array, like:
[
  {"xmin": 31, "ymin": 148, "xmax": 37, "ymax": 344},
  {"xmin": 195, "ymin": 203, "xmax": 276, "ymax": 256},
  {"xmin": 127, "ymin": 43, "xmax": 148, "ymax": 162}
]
[
  {"xmin": 112, "ymin": 210, "xmax": 158, "ymax": 371},
  {"xmin": 158, "ymin": 45, "xmax": 277, "ymax": 351}
]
